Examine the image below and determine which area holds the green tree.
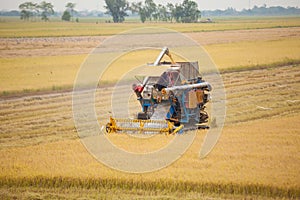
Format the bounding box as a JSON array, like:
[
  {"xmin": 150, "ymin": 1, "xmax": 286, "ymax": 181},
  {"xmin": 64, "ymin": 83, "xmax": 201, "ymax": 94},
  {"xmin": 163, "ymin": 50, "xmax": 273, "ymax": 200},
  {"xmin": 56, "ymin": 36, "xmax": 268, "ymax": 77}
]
[
  {"xmin": 181, "ymin": 0, "xmax": 201, "ymax": 23},
  {"xmin": 166, "ymin": 3, "xmax": 175, "ymax": 22},
  {"xmin": 130, "ymin": 0, "xmax": 157, "ymax": 23},
  {"xmin": 157, "ymin": 4, "xmax": 168, "ymax": 21},
  {"xmin": 144, "ymin": 0, "xmax": 156, "ymax": 21},
  {"xmin": 131, "ymin": 0, "xmax": 200, "ymax": 23},
  {"xmin": 174, "ymin": 3, "xmax": 183, "ymax": 22},
  {"xmin": 19, "ymin": 2, "xmax": 37, "ymax": 21},
  {"xmin": 139, "ymin": 8, "xmax": 147, "ymax": 23},
  {"xmin": 20, "ymin": 9, "xmax": 30, "ymax": 20},
  {"xmin": 104, "ymin": 0, "xmax": 129, "ymax": 23},
  {"xmin": 38, "ymin": 1, "xmax": 54, "ymax": 21},
  {"xmin": 130, "ymin": 2, "xmax": 146, "ymax": 23},
  {"xmin": 65, "ymin": 2, "xmax": 76, "ymax": 21},
  {"xmin": 61, "ymin": 10, "xmax": 71, "ymax": 21}
]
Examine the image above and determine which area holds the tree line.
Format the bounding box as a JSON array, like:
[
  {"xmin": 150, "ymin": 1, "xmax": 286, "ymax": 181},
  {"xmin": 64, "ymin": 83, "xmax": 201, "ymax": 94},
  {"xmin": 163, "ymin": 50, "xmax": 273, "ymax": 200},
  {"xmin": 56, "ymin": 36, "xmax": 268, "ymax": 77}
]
[
  {"xmin": 13, "ymin": 1, "xmax": 300, "ymax": 22},
  {"xmin": 17, "ymin": 0, "xmax": 201, "ymax": 23},
  {"xmin": 18, "ymin": 1, "xmax": 77, "ymax": 22},
  {"xmin": 19, "ymin": 1, "xmax": 54, "ymax": 21},
  {"xmin": 104, "ymin": 0, "xmax": 201, "ymax": 23}
]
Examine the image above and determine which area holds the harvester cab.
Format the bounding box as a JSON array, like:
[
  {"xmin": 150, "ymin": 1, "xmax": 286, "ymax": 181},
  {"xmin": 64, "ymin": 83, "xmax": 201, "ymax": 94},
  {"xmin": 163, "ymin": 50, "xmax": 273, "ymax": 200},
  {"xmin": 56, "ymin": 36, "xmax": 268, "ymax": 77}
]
[{"xmin": 106, "ymin": 47, "xmax": 211, "ymax": 134}]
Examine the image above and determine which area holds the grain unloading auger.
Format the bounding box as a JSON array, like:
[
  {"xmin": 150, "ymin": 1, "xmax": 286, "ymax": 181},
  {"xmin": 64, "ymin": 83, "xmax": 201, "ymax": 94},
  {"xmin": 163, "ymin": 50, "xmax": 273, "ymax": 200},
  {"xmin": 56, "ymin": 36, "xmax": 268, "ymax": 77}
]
[{"xmin": 106, "ymin": 47, "xmax": 211, "ymax": 134}]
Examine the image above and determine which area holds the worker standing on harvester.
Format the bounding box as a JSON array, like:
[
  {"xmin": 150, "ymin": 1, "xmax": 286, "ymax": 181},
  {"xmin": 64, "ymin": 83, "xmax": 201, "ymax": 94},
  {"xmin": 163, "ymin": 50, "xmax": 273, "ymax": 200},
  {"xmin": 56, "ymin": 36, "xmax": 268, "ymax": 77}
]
[
  {"xmin": 166, "ymin": 93, "xmax": 181, "ymax": 127},
  {"xmin": 132, "ymin": 83, "xmax": 144, "ymax": 99}
]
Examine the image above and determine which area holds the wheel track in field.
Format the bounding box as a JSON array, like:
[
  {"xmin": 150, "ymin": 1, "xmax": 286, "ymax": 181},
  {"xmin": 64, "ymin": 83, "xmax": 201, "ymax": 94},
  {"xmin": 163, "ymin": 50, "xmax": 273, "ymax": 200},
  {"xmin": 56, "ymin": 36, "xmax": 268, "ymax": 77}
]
[{"xmin": 0, "ymin": 65, "xmax": 299, "ymax": 148}]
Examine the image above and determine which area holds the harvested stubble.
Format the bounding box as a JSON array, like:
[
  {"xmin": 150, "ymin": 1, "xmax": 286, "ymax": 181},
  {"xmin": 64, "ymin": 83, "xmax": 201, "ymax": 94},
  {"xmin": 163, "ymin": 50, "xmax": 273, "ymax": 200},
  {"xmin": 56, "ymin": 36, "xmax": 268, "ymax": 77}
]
[{"xmin": 0, "ymin": 65, "xmax": 299, "ymax": 198}]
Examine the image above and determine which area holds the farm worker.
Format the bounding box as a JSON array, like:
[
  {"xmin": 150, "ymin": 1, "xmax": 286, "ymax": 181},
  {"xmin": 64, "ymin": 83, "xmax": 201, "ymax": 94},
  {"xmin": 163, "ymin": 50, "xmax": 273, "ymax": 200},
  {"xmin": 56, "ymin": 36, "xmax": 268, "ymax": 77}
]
[
  {"xmin": 132, "ymin": 83, "xmax": 144, "ymax": 99},
  {"xmin": 166, "ymin": 93, "xmax": 181, "ymax": 126}
]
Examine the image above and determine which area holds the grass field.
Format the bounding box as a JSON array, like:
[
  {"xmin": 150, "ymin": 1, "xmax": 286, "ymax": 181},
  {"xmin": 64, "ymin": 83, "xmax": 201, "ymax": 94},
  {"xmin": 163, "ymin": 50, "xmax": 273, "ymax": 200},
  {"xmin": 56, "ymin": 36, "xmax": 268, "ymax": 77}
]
[{"xmin": 0, "ymin": 17, "xmax": 300, "ymax": 199}]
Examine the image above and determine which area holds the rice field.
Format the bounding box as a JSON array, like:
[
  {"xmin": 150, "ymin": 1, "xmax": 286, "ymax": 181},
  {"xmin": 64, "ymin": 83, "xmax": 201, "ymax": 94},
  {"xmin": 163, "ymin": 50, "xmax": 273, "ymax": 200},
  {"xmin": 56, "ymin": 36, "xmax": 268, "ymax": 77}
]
[
  {"xmin": 0, "ymin": 16, "xmax": 299, "ymax": 38},
  {"xmin": 1, "ymin": 28, "xmax": 299, "ymax": 94},
  {"xmin": 0, "ymin": 17, "xmax": 300, "ymax": 199},
  {"xmin": 0, "ymin": 64, "xmax": 299, "ymax": 199}
]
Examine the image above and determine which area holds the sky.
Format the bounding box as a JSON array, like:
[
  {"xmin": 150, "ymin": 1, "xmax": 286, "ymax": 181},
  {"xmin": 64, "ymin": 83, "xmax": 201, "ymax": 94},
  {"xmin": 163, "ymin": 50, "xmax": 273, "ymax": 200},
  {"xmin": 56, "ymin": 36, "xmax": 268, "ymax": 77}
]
[{"xmin": 1, "ymin": 0, "xmax": 299, "ymax": 11}]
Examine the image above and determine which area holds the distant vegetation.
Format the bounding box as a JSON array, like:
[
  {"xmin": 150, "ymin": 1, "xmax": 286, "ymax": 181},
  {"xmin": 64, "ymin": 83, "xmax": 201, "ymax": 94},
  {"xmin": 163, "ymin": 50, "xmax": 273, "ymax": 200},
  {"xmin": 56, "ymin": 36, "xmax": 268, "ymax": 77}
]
[
  {"xmin": 202, "ymin": 5, "xmax": 300, "ymax": 17},
  {"xmin": 18, "ymin": 1, "xmax": 54, "ymax": 21},
  {"xmin": 129, "ymin": 0, "xmax": 201, "ymax": 23},
  {"xmin": 102, "ymin": 0, "xmax": 201, "ymax": 23},
  {"xmin": 1, "ymin": 1, "xmax": 299, "ymax": 22},
  {"xmin": 104, "ymin": 0, "xmax": 129, "ymax": 23},
  {"xmin": 62, "ymin": 2, "xmax": 76, "ymax": 22}
]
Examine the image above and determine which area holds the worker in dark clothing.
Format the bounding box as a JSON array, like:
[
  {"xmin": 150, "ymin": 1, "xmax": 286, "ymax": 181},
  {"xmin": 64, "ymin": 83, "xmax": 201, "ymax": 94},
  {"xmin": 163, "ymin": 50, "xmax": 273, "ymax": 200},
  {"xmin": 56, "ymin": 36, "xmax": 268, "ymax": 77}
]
[{"xmin": 166, "ymin": 93, "xmax": 181, "ymax": 126}]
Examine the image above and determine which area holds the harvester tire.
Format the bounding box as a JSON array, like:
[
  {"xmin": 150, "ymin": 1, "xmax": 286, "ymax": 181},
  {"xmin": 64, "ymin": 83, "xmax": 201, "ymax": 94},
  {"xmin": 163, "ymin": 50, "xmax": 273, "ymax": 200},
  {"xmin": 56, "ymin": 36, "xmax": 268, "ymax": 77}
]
[
  {"xmin": 137, "ymin": 112, "xmax": 150, "ymax": 120},
  {"xmin": 106, "ymin": 123, "xmax": 112, "ymax": 133}
]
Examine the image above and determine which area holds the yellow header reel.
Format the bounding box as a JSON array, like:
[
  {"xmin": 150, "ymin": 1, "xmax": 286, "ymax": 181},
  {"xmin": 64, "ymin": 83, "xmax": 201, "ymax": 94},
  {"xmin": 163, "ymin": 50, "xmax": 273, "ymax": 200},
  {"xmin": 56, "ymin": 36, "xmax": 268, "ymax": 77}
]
[{"xmin": 105, "ymin": 117, "xmax": 183, "ymax": 135}]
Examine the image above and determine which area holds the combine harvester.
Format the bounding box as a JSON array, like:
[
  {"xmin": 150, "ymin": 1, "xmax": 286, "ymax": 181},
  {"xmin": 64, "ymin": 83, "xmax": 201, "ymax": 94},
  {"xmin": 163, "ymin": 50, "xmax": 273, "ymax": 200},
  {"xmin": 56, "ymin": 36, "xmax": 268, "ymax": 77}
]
[{"xmin": 106, "ymin": 47, "xmax": 211, "ymax": 134}]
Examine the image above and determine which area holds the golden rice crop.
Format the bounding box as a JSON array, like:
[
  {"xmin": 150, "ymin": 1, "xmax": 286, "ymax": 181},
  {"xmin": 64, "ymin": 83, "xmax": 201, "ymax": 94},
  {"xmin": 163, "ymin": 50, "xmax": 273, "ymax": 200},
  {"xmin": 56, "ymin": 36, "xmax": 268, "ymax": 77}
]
[{"xmin": 1, "ymin": 38, "xmax": 299, "ymax": 94}]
